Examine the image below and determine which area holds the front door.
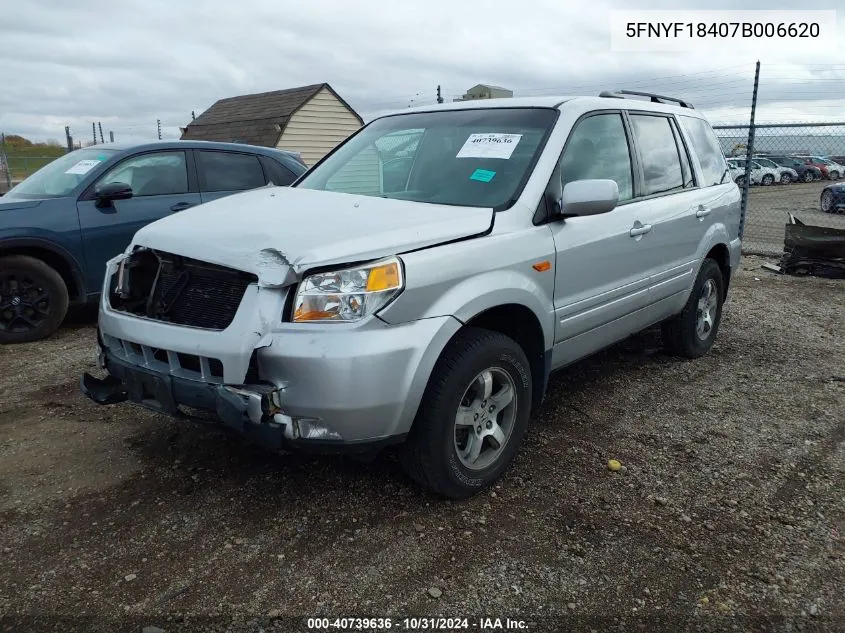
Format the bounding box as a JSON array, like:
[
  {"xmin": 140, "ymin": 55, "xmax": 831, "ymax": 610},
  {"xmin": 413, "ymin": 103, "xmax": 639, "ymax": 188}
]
[
  {"xmin": 548, "ymin": 111, "xmax": 652, "ymax": 369},
  {"xmin": 76, "ymin": 150, "xmax": 201, "ymax": 293}
]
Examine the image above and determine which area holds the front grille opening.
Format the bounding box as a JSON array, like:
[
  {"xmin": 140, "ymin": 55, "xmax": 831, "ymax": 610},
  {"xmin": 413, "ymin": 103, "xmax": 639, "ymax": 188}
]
[
  {"xmin": 208, "ymin": 359, "xmax": 224, "ymax": 379},
  {"xmin": 176, "ymin": 352, "xmax": 201, "ymax": 373},
  {"xmin": 151, "ymin": 348, "xmax": 168, "ymax": 364},
  {"xmin": 109, "ymin": 250, "xmax": 257, "ymax": 330},
  {"xmin": 127, "ymin": 342, "xmax": 142, "ymax": 356}
]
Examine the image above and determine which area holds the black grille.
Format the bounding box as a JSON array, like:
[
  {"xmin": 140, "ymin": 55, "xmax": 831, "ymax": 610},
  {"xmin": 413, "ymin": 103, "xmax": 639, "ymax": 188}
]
[
  {"xmin": 149, "ymin": 254, "xmax": 256, "ymax": 330},
  {"xmin": 112, "ymin": 250, "xmax": 257, "ymax": 330}
]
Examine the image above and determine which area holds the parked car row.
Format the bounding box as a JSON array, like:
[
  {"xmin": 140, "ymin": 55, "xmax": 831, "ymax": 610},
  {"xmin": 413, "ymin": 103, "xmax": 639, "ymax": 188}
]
[
  {"xmin": 0, "ymin": 141, "xmax": 308, "ymax": 344},
  {"xmin": 726, "ymin": 153, "xmax": 845, "ymax": 186}
]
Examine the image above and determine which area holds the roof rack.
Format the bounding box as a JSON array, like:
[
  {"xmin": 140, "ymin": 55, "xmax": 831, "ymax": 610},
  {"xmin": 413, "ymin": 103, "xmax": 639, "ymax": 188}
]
[{"xmin": 598, "ymin": 90, "xmax": 694, "ymax": 109}]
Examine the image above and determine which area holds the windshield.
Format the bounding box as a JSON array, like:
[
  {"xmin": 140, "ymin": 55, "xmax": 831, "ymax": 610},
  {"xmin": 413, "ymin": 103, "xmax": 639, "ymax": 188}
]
[
  {"xmin": 6, "ymin": 148, "xmax": 118, "ymax": 199},
  {"xmin": 295, "ymin": 107, "xmax": 558, "ymax": 209}
]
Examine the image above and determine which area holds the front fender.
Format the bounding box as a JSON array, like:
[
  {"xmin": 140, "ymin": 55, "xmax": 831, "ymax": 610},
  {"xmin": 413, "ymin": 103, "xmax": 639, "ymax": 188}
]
[{"xmin": 380, "ymin": 269, "xmax": 555, "ymax": 352}]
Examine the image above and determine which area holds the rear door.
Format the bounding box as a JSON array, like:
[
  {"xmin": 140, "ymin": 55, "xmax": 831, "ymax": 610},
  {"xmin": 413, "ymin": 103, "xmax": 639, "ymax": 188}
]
[
  {"xmin": 76, "ymin": 149, "xmax": 201, "ymax": 292},
  {"xmin": 623, "ymin": 111, "xmax": 703, "ymax": 306},
  {"xmin": 196, "ymin": 150, "xmax": 269, "ymax": 203}
]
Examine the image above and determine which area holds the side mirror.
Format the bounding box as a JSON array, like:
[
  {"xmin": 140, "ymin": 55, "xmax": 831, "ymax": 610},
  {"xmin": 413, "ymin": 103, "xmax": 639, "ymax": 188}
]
[
  {"xmin": 557, "ymin": 179, "xmax": 619, "ymax": 217},
  {"xmin": 95, "ymin": 182, "xmax": 133, "ymax": 207}
]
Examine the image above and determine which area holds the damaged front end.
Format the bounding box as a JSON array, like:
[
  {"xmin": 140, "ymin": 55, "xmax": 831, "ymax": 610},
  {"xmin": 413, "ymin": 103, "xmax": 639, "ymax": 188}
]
[{"xmin": 80, "ymin": 246, "xmax": 305, "ymax": 451}]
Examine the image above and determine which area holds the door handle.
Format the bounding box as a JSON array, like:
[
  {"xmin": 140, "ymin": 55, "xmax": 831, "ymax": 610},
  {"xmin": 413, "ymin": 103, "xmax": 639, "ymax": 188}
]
[
  {"xmin": 170, "ymin": 202, "xmax": 194, "ymax": 212},
  {"xmin": 629, "ymin": 223, "xmax": 652, "ymax": 237},
  {"xmin": 695, "ymin": 206, "xmax": 712, "ymax": 218}
]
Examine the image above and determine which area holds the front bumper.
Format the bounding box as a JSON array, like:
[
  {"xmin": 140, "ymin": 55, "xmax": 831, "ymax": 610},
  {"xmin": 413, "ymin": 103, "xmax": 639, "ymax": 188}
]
[
  {"xmin": 81, "ymin": 352, "xmax": 295, "ymax": 451},
  {"xmin": 84, "ymin": 283, "xmax": 462, "ymax": 451}
]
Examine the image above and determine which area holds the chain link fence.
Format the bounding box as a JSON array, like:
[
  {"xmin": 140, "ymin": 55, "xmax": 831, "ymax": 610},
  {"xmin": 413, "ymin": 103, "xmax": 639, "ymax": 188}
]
[{"xmin": 713, "ymin": 122, "xmax": 845, "ymax": 255}]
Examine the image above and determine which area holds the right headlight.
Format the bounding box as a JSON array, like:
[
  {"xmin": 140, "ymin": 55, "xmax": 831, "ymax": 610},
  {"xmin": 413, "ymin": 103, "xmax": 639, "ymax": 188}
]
[{"xmin": 291, "ymin": 256, "xmax": 404, "ymax": 323}]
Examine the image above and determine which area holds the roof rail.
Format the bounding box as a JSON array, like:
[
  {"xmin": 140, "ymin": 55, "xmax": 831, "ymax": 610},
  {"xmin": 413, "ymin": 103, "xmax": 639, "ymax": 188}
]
[{"xmin": 598, "ymin": 90, "xmax": 694, "ymax": 109}]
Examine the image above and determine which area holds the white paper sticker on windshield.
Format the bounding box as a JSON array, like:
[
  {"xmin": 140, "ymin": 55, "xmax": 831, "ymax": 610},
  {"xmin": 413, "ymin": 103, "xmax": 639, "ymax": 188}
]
[
  {"xmin": 64, "ymin": 159, "xmax": 101, "ymax": 175},
  {"xmin": 456, "ymin": 133, "xmax": 523, "ymax": 160}
]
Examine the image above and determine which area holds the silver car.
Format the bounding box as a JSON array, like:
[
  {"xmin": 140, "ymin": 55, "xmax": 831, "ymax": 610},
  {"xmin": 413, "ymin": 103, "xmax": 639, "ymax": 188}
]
[{"xmin": 81, "ymin": 90, "xmax": 742, "ymax": 499}]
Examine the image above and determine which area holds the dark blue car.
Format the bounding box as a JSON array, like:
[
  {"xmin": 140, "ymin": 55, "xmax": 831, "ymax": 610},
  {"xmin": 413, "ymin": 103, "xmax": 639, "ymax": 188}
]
[
  {"xmin": 0, "ymin": 140, "xmax": 307, "ymax": 344},
  {"xmin": 820, "ymin": 182, "xmax": 845, "ymax": 214}
]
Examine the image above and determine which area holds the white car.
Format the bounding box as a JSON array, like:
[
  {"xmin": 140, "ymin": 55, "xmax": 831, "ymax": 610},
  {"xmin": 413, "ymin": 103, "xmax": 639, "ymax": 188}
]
[
  {"xmin": 728, "ymin": 158, "xmax": 779, "ymax": 186},
  {"xmin": 726, "ymin": 160, "xmax": 748, "ymax": 186},
  {"xmin": 752, "ymin": 156, "xmax": 799, "ymax": 184}
]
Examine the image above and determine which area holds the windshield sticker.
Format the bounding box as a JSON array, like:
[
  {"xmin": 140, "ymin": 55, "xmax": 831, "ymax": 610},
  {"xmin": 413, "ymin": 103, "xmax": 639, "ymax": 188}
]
[
  {"xmin": 64, "ymin": 159, "xmax": 101, "ymax": 175},
  {"xmin": 470, "ymin": 168, "xmax": 496, "ymax": 183},
  {"xmin": 456, "ymin": 133, "xmax": 522, "ymax": 160}
]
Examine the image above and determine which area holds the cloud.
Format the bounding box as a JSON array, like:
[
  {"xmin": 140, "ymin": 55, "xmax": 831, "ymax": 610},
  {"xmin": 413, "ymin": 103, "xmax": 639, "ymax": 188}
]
[{"xmin": 1, "ymin": 0, "xmax": 844, "ymax": 144}]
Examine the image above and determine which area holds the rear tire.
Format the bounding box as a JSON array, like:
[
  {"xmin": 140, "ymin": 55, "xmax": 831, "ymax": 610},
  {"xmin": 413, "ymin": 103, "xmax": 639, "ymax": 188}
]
[
  {"xmin": 830, "ymin": 170, "xmax": 840, "ymax": 180},
  {"xmin": 0, "ymin": 255, "xmax": 69, "ymax": 344},
  {"xmin": 803, "ymin": 171, "xmax": 814, "ymax": 183},
  {"xmin": 761, "ymin": 174, "xmax": 775, "ymax": 186},
  {"xmin": 399, "ymin": 327, "xmax": 532, "ymax": 500},
  {"xmin": 661, "ymin": 259, "xmax": 725, "ymax": 359}
]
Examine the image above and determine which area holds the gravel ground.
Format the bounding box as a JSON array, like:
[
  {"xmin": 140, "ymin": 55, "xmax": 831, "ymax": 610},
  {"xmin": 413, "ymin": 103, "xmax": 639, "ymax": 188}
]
[{"xmin": 1, "ymin": 255, "xmax": 844, "ymax": 633}]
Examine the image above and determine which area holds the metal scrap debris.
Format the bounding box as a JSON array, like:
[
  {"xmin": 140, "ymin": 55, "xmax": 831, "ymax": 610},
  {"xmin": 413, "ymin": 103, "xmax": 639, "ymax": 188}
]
[{"xmin": 764, "ymin": 214, "xmax": 845, "ymax": 279}]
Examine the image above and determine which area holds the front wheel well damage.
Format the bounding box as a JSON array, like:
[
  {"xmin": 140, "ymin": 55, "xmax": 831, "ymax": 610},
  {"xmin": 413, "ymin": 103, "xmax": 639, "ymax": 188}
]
[
  {"xmin": 462, "ymin": 304, "xmax": 547, "ymax": 413},
  {"xmin": 0, "ymin": 245, "xmax": 82, "ymax": 301}
]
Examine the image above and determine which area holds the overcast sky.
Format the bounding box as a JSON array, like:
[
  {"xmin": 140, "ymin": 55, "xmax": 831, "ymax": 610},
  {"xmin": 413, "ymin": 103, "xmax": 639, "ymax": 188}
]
[{"xmin": 1, "ymin": 0, "xmax": 843, "ymax": 145}]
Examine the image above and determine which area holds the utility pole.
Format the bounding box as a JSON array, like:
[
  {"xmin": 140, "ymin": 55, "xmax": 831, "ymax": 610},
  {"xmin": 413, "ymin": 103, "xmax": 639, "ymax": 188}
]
[
  {"xmin": 0, "ymin": 133, "xmax": 12, "ymax": 190},
  {"xmin": 92, "ymin": 122, "xmax": 97, "ymax": 145},
  {"xmin": 157, "ymin": 119, "xmax": 162, "ymax": 140},
  {"xmin": 109, "ymin": 131, "xmax": 114, "ymax": 143},
  {"xmin": 191, "ymin": 111, "xmax": 195, "ymax": 120},
  {"xmin": 437, "ymin": 85, "xmax": 443, "ymax": 104},
  {"xmin": 740, "ymin": 60, "xmax": 760, "ymax": 241},
  {"xmin": 98, "ymin": 122, "xmax": 104, "ymax": 144},
  {"xmin": 65, "ymin": 126, "xmax": 73, "ymax": 152}
]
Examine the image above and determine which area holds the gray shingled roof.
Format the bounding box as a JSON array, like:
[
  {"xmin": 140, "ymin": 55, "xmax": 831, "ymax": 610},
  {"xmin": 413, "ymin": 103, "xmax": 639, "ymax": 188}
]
[{"xmin": 181, "ymin": 83, "xmax": 361, "ymax": 147}]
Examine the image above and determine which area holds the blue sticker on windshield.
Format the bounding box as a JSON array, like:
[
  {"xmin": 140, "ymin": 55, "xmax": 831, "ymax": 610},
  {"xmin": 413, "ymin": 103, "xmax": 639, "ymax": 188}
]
[{"xmin": 470, "ymin": 169, "xmax": 496, "ymax": 183}]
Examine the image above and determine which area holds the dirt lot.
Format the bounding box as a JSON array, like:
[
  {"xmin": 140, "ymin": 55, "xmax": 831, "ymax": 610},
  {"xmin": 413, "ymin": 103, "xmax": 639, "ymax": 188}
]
[{"xmin": 1, "ymin": 256, "xmax": 844, "ymax": 633}]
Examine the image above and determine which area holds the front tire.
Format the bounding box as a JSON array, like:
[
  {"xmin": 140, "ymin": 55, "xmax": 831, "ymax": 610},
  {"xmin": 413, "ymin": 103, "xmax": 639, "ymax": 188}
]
[
  {"xmin": 399, "ymin": 327, "xmax": 532, "ymax": 499},
  {"xmin": 803, "ymin": 171, "xmax": 814, "ymax": 183},
  {"xmin": 761, "ymin": 174, "xmax": 775, "ymax": 186},
  {"xmin": 0, "ymin": 255, "xmax": 69, "ymax": 344},
  {"xmin": 661, "ymin": 259, "xmax": 725, "ymax": 359},
  {"xmin": 780, "ymin": 173, "xmax": 792, "ymax": 184}
]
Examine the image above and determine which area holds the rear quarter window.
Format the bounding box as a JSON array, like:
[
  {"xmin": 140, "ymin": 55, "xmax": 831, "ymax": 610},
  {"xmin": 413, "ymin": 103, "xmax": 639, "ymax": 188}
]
[{"xmin": 679, "ymin": 115, "xmax": 729, "ymax": 187}]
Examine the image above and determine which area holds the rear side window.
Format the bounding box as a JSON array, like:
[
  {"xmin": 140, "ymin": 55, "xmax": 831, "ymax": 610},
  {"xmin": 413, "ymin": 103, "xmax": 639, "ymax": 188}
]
[
  {"xmin": 679, "ymin": 115, "xmax": 729, "ymax": 187},
  {"xmin": 628, "ymin": 114, "xmax": 685, "ymax": 196},
  {"xmin": 260, "ymin": 157, "xmax": 299, "ymax": 186},
  {"xmin": 197, "ymin": 151, "xmax": 266, "ymax": 192}
]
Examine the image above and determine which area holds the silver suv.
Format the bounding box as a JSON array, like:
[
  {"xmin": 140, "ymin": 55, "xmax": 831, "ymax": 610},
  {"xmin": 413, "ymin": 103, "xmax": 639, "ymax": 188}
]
[{"xmin": 81, "ymin": 90, "xmax": 742, "ymax": 499}]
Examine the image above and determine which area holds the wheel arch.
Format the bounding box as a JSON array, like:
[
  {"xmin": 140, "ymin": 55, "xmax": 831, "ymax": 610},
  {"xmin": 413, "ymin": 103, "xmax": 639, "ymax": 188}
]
[{"xmin": 0, "ymin": 238, "xmax": 86, "ymax": 302}]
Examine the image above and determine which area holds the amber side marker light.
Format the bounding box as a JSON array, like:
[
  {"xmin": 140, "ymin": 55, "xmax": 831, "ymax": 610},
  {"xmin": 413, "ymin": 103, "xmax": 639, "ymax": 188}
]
[{"xmin": 532, "ymin": 261, "xmax": 552, "ymax": 272}]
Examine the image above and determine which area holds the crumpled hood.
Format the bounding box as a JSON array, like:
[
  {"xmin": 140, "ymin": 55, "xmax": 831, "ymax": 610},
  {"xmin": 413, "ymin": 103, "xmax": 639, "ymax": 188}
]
[{"xmin": 129, "ymin": 186, "xmax": 494, "ymax": 286}]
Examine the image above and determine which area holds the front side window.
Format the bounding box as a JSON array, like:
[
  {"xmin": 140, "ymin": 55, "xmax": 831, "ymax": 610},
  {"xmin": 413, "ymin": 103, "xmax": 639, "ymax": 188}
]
[
  {"xmin": 197, "ymin": 151, "xmax": 266, "ymax": 192},
  {"xmin": 99, "ymin": 151, "xmax": 188, "ymax": 197},
  {"xmin": 629, "ymin": 114, "xmax": 685, "ymax": 196},
  {"xmin": 678, "ymin": 115, "xmax": 729, "ymax": 187},
  {"xmin": 295, "ymin": 108, "xmax": 558, "ymax": 209},
  {"xmin": 559, "ymin": 113, "xmax": 634, "ymax": 202}
]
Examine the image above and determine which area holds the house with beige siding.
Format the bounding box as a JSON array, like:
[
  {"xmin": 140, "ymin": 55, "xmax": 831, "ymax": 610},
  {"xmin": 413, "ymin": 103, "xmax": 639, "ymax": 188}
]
[{"xmin": 180, "ymin": 83, "xmax": 364, "ymax": 167}]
